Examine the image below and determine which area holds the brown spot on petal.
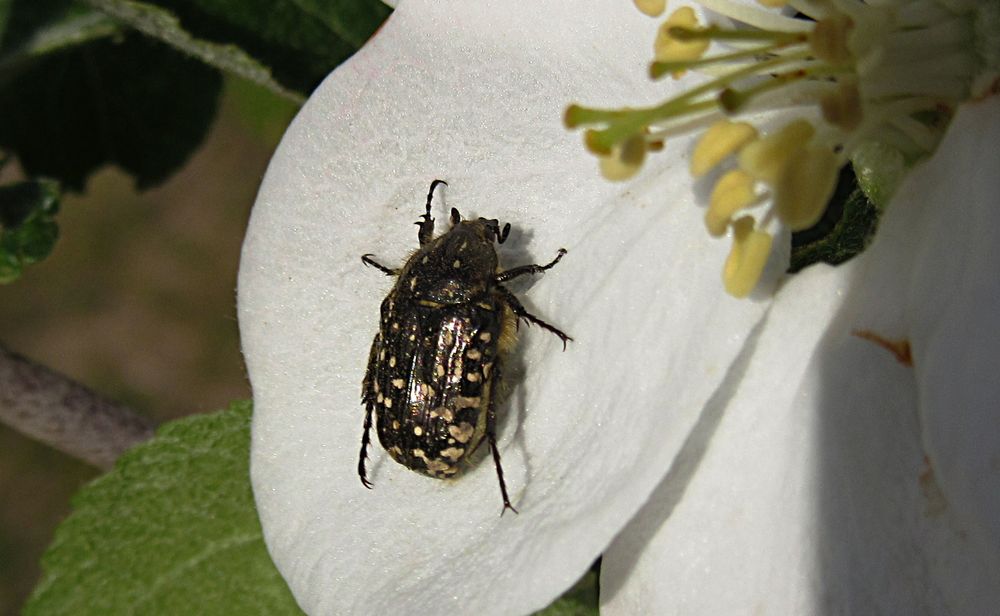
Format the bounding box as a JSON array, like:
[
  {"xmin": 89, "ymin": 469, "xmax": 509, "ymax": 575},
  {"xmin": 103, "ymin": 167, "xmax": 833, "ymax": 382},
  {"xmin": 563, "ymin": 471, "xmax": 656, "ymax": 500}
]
[
  {"xmin": 852, "ymin": 330, "xmax": 912, "ymax": 366},
  {"xmin": 918, "ymin": 455, "xmax": 948, "ymax": 517}
]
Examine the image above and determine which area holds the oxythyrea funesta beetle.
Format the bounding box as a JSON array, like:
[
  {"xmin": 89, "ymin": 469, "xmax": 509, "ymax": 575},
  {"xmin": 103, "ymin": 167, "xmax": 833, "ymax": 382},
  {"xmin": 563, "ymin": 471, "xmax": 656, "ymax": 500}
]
[{"xmin": 358, "ymin": 179, "xmax": 570, "ymax": 514}]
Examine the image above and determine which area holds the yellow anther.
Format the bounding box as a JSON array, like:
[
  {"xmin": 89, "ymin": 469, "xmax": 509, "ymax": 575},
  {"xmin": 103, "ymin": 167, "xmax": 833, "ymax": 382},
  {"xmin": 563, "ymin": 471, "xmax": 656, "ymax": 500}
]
[
  {"xmin": 774, "ymin": 146, "xmax": 839, "ymax": 230},
  {"xmin": 634, "ymin": 0, "xmax": 665, "ymax": 17},
  {"xmin": 691, "ymin": 120, "xmax": 758, "ymax": 177},
  {"xmin": 706, "ymin": 170, "xmax": 757, "ymax": 236},
  {"xmin": 809, "ymin": 15, "xmax": 853, "ymax": 65},
  {"xmin": 598, "ymin": 134, "xmax": 647, "ymax": 181},
  {"xmin": 565, "ymin": 0, "xmax": 981, "ymax": 301},
  {"xmin": 820, "ymin": 80, "xmax": 862, "ymax": 131},
  {"xmin": 654, "ymin": 7, "xmax": 710, "ymax": 76},
  {"xmin": 723, "ymin": 217, "xmax": 773, "ymax": 298},
  {"xmin": 738, "ymin": 119, "xmax": 814, "ymax": 184}
]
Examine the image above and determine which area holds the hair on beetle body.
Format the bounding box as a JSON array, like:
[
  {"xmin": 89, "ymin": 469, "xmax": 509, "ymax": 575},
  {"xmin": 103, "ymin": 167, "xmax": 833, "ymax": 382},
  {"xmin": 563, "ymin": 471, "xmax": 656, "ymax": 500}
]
[{"xmin": 358, "ymin": 179, "xmax": 570, "ymax": 514}]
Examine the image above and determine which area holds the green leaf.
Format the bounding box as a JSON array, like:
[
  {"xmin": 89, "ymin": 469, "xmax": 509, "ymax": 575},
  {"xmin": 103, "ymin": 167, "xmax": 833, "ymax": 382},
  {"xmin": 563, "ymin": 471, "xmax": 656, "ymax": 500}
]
[
  {"xmin": 0, "ymin": 178, "xmax": 60, "ymax": 283},
  {"xmin": 82, "ymin": 0, "xmax": 302, "ymax": 101},
  {"xmin": 0, "ymin": 0, "xmax": 119, "ymax": 61},
  {"xmin": 0, "ymin": 31, "xmax": 222, "ymax": 190},
  {"xmin": 0, "ymin": 1, "xmax": 11, "ymax": 43},
  {"xmin": 87, "ymin": 0, "xmax": 392, "ymax": 97},
  {"xmin": 534, "ymin": 569, "xmax": 600, "ymax": 616},
  {"xmin": 789, "ymin": 164, "xmax": 880, "ymax": 274},
  {"xmin": 226, "ymin": 75, "xmax": 299, "ymax": 144},
  {"xmin": 25, "ymin": 401, "xmax": 304, "ymax": 615}
]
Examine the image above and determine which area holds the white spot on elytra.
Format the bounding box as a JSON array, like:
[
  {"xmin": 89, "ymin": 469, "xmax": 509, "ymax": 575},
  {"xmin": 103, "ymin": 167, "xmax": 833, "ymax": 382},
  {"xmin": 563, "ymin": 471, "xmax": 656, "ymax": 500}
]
[
  {"xmin": 452, "ymin": 259, "xmax": 462, "ymax": 268},
  {"xmin": 453, "ymin": 396, "xmax": 480, "ymax": 409},
  {"xmin": 479, "ymin": 332, "xmax": 492, "ymax": 342},
  {"xmin": 440, "ymin": 447, "xmax": 465, "ymax": 461},
  {"xmin": 435, "ymin": 364, "xmax": 445, "ymax": 377},
  {"xmin": 425, "ymin": 458, "xmax": 450, "ymax": 472},
  {"xmin": 449, "ymin": 422, "xmax": 475, "ymax": 443},
  {"xmin": 413, "ymin": 426, "xmax": 423, "ymax": 436},
  {"xmin": 466, "ymin": 349, "xmax": 481, "ymax": 360},
  {"xmin": 466, "ymin": 372, "xmax": 480, "ymax": 382},
  {"xmin": 391, "ymin": 378, "xmax": 405, "ymax": 389},
  {"xmin": 430, "ymin": 406, "xmax": 454, "ymax": 421}
]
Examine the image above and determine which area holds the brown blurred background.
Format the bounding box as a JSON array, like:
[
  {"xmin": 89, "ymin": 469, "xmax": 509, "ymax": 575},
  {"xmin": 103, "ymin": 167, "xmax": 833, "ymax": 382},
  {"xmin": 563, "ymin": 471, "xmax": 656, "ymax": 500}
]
[{"xmin": 0, "ymin": 78, "xmax": 296, "ymax": 614}]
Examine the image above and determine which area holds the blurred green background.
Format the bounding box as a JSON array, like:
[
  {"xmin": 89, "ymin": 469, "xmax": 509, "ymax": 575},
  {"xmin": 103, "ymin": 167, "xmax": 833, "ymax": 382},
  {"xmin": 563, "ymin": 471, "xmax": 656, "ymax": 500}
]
[{"xmin": 0, "ymin": 78, "xmax": 296, "ymax": 613}]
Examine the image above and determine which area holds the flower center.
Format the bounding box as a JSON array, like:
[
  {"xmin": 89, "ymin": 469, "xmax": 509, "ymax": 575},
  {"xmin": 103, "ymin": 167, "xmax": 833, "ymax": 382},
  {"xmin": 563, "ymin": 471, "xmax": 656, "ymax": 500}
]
[{"xmin": 566, "ymin": 0, "xmax": 998, "ymax": 297}]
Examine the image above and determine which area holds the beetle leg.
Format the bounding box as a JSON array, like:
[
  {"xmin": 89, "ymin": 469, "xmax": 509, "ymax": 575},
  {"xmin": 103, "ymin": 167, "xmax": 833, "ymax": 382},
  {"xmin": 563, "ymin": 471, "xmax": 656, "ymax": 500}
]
[
  {"xmin": 495, "ymin": 248, "xmax": 567, "ymax": 283},
  {"xmin": 361, "ymin": 254, "xmax": 398, "ymax": 276},
  {"xmin": 495, "ymin": 286, "xmax": 572, "ymax": 350},
  {"xmin": 359, "ymin": 334, "xmax": 381, "ymax": 489},
  {"xmin": 358, "ymin": 402, "xmax": 375, "ymax": 489},
  {"xmin": 417, "ymin": 179, "xmax": 447, "ymax": 245},
  {"xmin": 486, "ymin": 361, "xmax": 518, "ymax": 515}
]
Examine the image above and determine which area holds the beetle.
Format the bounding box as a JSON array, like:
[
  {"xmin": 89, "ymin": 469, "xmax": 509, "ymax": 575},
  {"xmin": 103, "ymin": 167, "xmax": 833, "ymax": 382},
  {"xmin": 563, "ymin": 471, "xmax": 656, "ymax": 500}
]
[{"xmin": 358, "ymin": 179, "xmax": 570, "ymax": 514}]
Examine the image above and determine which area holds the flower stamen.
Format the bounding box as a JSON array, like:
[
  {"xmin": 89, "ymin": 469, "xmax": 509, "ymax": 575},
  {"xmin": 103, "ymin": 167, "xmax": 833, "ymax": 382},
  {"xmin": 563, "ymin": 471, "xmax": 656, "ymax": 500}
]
[
  {"xmin": 723, "ymin": 217, "xmax": 772, "ymax": 298},
  {"xmin": 634, "ymin": 0, "xmax": 666, "ymax": 18},
  {"xmin": 706, "ymin": 170, "xmax": 758, "ymax": 237},
  {"xmin": 566, "ymin": 0, "xmax": 997, "ymax": 296},
  {"xmin": 655, "ymin": 8, "xmax": 711, "ymax": 76},
  {"xmin": 691, "ymin": 120, "xmax": 757, "ymax": 177}
]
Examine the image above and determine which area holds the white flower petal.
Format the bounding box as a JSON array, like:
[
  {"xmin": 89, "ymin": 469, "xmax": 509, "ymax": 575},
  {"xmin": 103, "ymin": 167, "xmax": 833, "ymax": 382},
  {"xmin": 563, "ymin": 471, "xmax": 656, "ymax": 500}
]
[
  {"xmin": 238, "ymin": 1, "xmax": 772, "ymax": 614},
  {"xmin": 601, "ymin": 263, "xmax": 855, "ymax": 614},
  {"xmin": 601, "ymin": 99, "xmax": 1000, "ymax": 614},
  {"xmin": 901, "ymin": 98, "xmax": 1000, "ymax": 571}
]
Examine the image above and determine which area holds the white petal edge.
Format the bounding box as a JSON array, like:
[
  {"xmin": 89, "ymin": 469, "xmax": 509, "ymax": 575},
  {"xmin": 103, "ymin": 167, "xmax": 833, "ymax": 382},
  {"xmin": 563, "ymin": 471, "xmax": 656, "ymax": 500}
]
[
  {"xmin": 601, "ymin": 98, "xmax": 1000, "ymax": 614},
  {"xmin": 238, "ymin": 1, "xmax": 775, "ymax": 614},
  {"xmin": 904, "ymin": 98, "xmax": 1000, "ymax": 570}
]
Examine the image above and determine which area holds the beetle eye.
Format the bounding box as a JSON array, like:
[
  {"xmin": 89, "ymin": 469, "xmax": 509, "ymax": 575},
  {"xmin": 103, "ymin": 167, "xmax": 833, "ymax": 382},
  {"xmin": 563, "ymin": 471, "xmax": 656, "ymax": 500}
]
[{"xmin": 450, "ymin": 208, "xmax": 461, "ymax": 225}]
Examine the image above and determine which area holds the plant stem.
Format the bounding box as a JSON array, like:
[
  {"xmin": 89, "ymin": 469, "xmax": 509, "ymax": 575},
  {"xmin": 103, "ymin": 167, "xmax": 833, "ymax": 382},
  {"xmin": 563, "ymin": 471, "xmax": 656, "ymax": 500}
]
[{"xmin": 0, "ymin": 345, "xmax": 156, "ymax": 469}]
